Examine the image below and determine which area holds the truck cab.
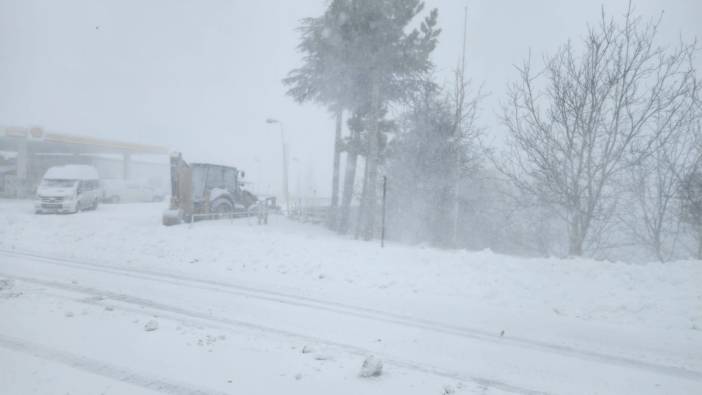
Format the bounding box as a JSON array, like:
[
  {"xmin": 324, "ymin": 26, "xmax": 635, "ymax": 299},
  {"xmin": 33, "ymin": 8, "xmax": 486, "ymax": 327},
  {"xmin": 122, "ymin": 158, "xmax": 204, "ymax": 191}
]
[{"xmin": 163, "ymin": 153, "xmax": 256, "ymax": 225}]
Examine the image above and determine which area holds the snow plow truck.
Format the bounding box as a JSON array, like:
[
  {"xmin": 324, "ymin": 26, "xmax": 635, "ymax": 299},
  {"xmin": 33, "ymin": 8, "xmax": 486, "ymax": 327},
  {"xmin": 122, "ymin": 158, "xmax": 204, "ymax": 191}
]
[{"xmin": 162, "ymin": 152, "xmax": 257, "ymax": 226}]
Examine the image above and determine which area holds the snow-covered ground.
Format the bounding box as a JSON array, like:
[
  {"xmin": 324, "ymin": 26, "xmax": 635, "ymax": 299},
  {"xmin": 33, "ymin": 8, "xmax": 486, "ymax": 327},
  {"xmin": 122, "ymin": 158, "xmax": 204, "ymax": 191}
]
[{"xmin": 0, "ymin": 199, "xmax": 700, "ymax": 394}]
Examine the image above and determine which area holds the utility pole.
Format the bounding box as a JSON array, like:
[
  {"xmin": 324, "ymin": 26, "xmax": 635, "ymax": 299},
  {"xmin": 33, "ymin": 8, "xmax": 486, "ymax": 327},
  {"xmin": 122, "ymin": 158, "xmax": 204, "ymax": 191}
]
[
  {"xmin": 282, "ymin": 138, "xmax": 290, "ymax": 215},
  {"xmin": 381, "ymin": 175, "xmax": 387, "ymax": 248},
  {"xmin": 452, "ymin": 5, "xmax": 469, "ymax": 247},
  {"xmin": 266, "ymin": 118, "xmax": 290, "ymax": 215}
]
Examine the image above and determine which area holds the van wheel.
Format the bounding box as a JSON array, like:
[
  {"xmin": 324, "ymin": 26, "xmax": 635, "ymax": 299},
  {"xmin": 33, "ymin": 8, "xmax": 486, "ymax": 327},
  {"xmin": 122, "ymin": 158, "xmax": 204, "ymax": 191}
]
[{"xmin": 91, "ymin": 199, "xmax": 99, "ymax": 210}]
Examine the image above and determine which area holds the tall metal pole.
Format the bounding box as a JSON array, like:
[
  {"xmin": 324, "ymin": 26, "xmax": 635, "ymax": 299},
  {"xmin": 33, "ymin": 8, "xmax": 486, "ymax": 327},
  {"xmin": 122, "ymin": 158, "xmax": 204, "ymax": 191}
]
[
  {"xmin": 266, "ymin": 118, "xmax": 291, "ymax": 215},
  {"xmin": 278, "ymin": 123, "xmax": 290, "ymax": 215},
  {"xmin": 381, "ymin": 175, "xmax": 387, "ymax": 248},
  {"xmin": 460, "ymin": 5, "xmax": 468, "ymax": 77},
  {"xmin": 452, "ymin": 5, "xmax": 469, "ymax": 247}
]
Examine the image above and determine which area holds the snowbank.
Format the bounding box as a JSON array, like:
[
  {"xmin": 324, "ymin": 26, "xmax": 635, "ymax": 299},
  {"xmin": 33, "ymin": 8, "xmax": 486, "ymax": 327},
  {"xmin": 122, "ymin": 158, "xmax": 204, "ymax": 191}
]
[{"xmin": 0, "ymin": 199, "xmax": 699, "ymax": 355}]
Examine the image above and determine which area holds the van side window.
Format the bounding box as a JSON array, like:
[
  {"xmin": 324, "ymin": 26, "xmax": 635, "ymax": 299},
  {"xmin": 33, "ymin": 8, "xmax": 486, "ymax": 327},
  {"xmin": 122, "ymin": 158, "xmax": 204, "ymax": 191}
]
[{"xmin": 80, "ymin": 180, "xmax": 96, "ymax": 191}]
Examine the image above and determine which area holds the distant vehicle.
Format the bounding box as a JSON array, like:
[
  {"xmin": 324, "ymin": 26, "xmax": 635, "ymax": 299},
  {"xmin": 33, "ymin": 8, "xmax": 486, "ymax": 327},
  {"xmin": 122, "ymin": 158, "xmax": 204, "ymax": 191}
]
[
  {"xmin": 101, "ymin": 179, "xmax": 165, "ymax": 203},
  {"xmin": 163, "ymin": 153, "xmax": 257, "ymax": 225},
  {"xmin": 34, "ymin": 165, "xmax": 101, "ymax": 214}
]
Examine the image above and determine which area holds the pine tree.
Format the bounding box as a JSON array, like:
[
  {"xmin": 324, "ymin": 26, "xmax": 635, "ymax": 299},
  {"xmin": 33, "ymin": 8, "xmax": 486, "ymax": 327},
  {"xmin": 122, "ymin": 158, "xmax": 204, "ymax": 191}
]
[
  {"xmin": 285, "ymin": 0, "xmax": 440, "ymax": 239},
  {"xmin": 386, "ymin": 82, "xmax": 478, "ymax": 246}
]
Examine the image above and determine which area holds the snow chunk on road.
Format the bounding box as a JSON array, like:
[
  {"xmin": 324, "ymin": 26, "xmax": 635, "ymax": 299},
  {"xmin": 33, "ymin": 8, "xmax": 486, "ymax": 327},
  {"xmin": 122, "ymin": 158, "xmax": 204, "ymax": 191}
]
[
  {"xmin": 359, "ymin": 355, "xmax": 383, "ymax": 378},
  {"xmin": 0, "ymin": 278, "xmax": 21, "ymax": 299},
  {"xmin": 0, "ymin": 278, "xmax": 13, "ymax": 291},
  {"xmin": 144, "ymin": 320, "xmax": 159, "ymax": 332}
]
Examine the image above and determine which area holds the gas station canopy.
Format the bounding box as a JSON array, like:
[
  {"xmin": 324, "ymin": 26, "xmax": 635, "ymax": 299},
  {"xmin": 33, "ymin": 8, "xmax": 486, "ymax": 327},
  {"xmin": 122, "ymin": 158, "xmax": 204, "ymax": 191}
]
[{"xmin": 0, "ymin": 127, "xmax": 169, "ymax": 156}]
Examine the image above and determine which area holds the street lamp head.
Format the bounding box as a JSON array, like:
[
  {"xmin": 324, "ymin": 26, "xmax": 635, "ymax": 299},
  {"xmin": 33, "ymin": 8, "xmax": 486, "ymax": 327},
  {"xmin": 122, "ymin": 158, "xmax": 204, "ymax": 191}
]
[{"xmin": 265, "ymin": 118, "xmax": 279, "ymax": 124}]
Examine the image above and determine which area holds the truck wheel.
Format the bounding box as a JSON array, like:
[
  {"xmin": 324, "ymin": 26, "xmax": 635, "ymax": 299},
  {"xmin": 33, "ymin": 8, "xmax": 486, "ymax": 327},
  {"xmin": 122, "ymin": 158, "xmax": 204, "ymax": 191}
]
[
  {"xmin": 214, "ymin": 203, "xmax": 232, "ymax": 213},
  {"xmin": 211, "ymin": 199, "xmax": 233, "ymax": 216},
  {"xmin": 162, "ymin": 211, "xmax": 182, "ymax": 226}
]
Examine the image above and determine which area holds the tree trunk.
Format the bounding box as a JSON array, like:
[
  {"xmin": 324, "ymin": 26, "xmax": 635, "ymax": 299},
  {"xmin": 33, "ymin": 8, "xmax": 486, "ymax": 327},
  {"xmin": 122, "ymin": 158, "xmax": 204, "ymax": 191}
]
[
  {"xmin": 568, "ymin": 239, "xmax": 584, "ymax": 256},
  {"xmin": 338, "ymin": 129, "xmax": 359, "ymax": 234},
  {"xmin": 327, "ymin": 109, "xmax": 343, "ymax": 230},
  {"xmin": 568, "ymin": 219, "xmax": 584, "ymax": 256},
  {"xmin": 361, "ymin": 83, "xmax": 381, "ymax": 241},
  {"xmin": 653, "ymin": 231, "xmax": 665, "ymax": 263},
  {"xmin": 355, "ymin": 157, "xmax": 369, "ymax": 239}
]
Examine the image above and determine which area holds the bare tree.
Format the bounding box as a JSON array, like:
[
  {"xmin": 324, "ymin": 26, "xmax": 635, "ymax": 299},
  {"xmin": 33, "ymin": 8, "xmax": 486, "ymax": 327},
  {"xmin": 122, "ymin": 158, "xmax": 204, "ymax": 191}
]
[
  {"xmin": 679, "ymin": 121, "xmax": 702, "ymax": 259},
  {"xmin": 501, "ymin": 5, "xmax": 698, "ymax": 256},
  {"xmin": 623, "ymin": 114, "xmax": 700, "ymax": 261}
]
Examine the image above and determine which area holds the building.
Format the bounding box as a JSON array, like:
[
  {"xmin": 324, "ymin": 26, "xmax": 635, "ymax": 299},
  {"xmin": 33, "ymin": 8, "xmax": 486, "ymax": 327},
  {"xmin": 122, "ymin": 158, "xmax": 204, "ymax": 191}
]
[{"xmin": 0, "ymin": 127, "xmax": 170, "ymax": 198}]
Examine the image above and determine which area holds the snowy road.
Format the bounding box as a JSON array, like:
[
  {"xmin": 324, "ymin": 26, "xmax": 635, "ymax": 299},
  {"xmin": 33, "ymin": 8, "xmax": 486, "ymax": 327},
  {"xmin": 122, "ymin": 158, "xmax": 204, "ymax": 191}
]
[
  {"xmin": 1, "ymin": 201, "xmax": 701, "ymax": 394},
  {"xmin": 0, "ymin": 251, "xmax": 526, "ymax": 395},
  {"xmin": 1, "ymin": 250, "xmax": 701, "ymax": 394}
]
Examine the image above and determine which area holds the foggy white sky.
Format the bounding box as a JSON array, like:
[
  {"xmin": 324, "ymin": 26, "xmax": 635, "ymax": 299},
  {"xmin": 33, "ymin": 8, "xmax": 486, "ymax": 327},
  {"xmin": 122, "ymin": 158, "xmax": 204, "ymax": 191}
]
[{"xmin": 1, "ymin": 0, "xmax": 700, "ymax": 197}]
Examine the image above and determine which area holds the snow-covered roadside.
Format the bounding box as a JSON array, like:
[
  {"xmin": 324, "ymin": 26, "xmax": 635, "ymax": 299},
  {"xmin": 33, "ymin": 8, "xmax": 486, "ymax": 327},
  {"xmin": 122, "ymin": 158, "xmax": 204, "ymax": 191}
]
[
  {"xmin": 1, "ymin": 199, "xmax": 701, "ymax": 393},
  {"xmin": 1, "ymin": 199, "xmax": 699, "ymax": 332}
]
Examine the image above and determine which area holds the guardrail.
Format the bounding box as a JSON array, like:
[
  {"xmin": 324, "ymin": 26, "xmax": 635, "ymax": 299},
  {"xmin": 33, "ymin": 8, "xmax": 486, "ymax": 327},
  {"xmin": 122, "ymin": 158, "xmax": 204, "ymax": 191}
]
[
  {"xmin": 189, "ymin": 210, "xmax": 255, "ymax": 222},
  {"xmin": 288, "ymin": 206, "xmax": 329, "ymax": 224}
]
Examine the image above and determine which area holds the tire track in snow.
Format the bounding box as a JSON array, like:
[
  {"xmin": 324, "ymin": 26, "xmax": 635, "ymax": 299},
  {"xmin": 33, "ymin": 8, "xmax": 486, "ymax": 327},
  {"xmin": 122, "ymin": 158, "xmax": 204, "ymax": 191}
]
[
  {"xmin": 1, "ymin": 272, "xmax": 548, "ymax": 395},
  {"xmin": 0, "ymin": 334, "xmax": 229, "ymax": 395},
  {"xmin": 2, "ymin": 249, "xmax": 701, "ymax": 382}
]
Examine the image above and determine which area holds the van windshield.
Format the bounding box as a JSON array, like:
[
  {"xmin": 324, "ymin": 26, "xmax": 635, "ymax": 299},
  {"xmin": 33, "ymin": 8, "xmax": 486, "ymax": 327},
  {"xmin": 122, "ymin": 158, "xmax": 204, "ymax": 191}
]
[{"xmin": 41, "ymin": 179, "xmax": 77, "ymax": 188}]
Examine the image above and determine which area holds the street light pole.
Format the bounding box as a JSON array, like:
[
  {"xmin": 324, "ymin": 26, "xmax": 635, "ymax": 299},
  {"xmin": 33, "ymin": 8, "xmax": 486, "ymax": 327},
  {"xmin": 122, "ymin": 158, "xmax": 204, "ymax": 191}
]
[
  {"xmin": 452, "ymin": 5, "xmax": 469, "ymax": 247},
  {"xmin": 266, "ymin": 118, "xmax": 290, "ymax": 215}
]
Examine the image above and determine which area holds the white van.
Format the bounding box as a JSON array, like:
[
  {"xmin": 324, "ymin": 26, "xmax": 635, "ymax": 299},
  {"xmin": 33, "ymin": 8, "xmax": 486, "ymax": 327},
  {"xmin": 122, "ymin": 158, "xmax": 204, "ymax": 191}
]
[{"xmin": 34, "ymin": 165, "xmax": 101, "ymax": 214}]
